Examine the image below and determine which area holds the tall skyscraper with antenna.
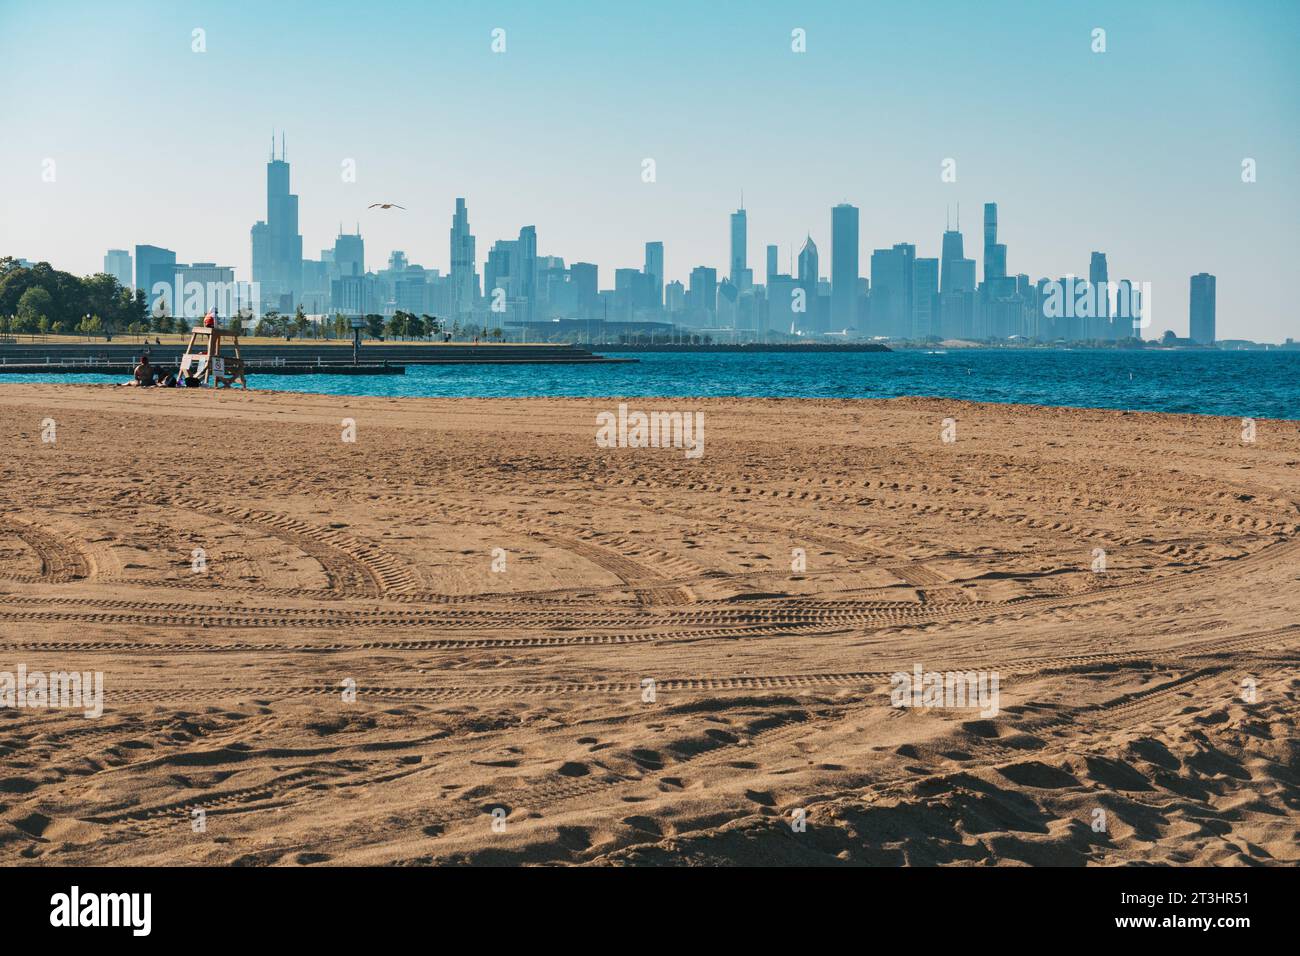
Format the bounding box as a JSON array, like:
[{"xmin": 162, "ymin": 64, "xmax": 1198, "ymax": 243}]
[
  {"xmin": 940, "ymin": 206, "xmax": 967, "ymax": 294},
  {"xmin": 250, "ymin": 132, "xmax": 304, "ymax": 312}
]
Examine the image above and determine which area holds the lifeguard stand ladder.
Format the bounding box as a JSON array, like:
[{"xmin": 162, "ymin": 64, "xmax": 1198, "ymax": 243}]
[{"xmin": 179, "ymin": 325, "xmax": 248, "ymax": 388}]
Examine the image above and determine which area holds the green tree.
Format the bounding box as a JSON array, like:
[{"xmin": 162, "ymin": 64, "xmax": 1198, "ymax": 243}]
[
  {"xmin": 17, "ymin": 286, "xmax": 53, "ymax": 330},
  {"xmin": 386, "ymin": 311, "xmax": 408, "ymax": 340},
  {"xmin": 256, "ymin": 310, "xmax": 284, "ymax": 338},
  {"xmin": 131, "ymin": 288, "xmax": 149, "ymax": 328},
  {"xmin": 293, "ymin": 304, "xmax": 310, "ymax": 339},
  {"xmin": 365, "ymin": 313, "xmax": 384, "ymax": 339},
  {"xmin": 83, "ymin": 273, "xmax": 125, "ymax": 337}
]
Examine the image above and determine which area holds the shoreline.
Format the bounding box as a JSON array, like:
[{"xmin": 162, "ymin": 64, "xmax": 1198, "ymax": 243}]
[
  {"xmin": 0, "ymin": 340, "xmax": 632, "ymax": 369},
  {"xmin": 1, "ymin": 381, "xmax": 1295, "ymax": 424}
]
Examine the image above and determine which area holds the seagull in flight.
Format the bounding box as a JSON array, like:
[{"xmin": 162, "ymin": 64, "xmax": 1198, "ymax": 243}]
[{"xmin": 369, "ymin": 203, "xmax": 406, "ymax": 210}]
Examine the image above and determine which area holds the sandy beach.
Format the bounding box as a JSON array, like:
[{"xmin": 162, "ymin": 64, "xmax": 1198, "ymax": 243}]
[{"xmin": 0, "ymin": 383, "xmax": 1295, "ymax": 866}]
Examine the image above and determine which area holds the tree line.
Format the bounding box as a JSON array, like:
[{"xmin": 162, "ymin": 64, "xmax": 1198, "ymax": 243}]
[
  {"xmin": 1, "ymin": 259, "xmax": 507, "ymax": 342},
  {"xmin": 0, "ymin": 257, "xmax": 149, "ymax": 338},
  {"xmin": 253, "ymin": 308, "xmax": 505, "ymax": 343}
]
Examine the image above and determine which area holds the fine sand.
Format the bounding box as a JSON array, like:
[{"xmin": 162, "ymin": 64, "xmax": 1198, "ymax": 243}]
[{"xmin": 0, "ymin": 383, "xmax": 1296, "ymax": 866}]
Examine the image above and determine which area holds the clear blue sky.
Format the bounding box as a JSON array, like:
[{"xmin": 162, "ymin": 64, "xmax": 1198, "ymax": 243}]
[{"xmin": 1, "ymin": 0, "xmax": 1297, "ymax": 340}]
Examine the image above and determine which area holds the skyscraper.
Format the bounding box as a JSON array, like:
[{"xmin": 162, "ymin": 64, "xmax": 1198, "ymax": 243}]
[
  {"xmin": 517, "ymin": 226, "xmax": 538, "ymax": 323},
  {"xmin": 831, "ymin": 204, "xmax": 860, "ymax": 331},
  {"xmin": 327, "ymin": 228, "xmax": 368, "ymax": 316},
  {"xmin": 104, "ymin": 249, "xmax": 132, "ymax": 289},
  {"xmin": 796, "ymin": 236, "xmax": 821, "ymax": 333},
  {"xmin": 868, "ymin": 244, "xmax": 914, "ymax": 338},
  {"xmin": 333, "ymin": 229, "xmax": 364, "ymax": 278},
  {"xmin": 665, "ymin": 280, "xmax": 685, "ymax": 314},
  {"xmin": 767, "ymin": 272, "xmax": 798, "ymax": 336},
  {"xmin": 688, "ymin": 266, "xmax": 718, "ymax": 325},
  {"xmin": 729, "ymin": 207, "xmax": 747, "ymax": 290},
  {"xmin": 912, "ymin": 257, "xmax": 939, "ymax": 339},
  {"xmin": 569, "ymin": 262, "xmax": 598, "ymax": 318},
  {"xmin": 1189, "ymin": 273, "xmax": 1216, "ymax": 344},
  {"xmin": 936, "ymin": 212, "xmax": 977, "ymax": 339},
  {"xmin": 250, "ymin": 134, "xmax": 304, "ymax": 311},
  {"xmin": 644, "ymin": 241, "xmax": 664, "ymax": 308},
  {"xmin": 940, "ymin": 212, "xmax": 966, "ymax": 294},
  {"xmin": 765, "ymin": 245, "xmax": 778, "ymax": 286},
  {"xmin": 870, "ymin": 248, "xmax": 903, "ymax": 338},
  {"xmin": 797, "ymin": 235, "xmax": 818, "ymax": 297},
  {"xmin": 1114, "ymin": 279, "xmax": 1140, "ymax": 338},
  {"xmin": 484, "ymin": 239, "xmax": 518, "ymax": 315},
  {"xmin": 983, "ymin": 203, "xmax": 1006, "ymax": 282},
  {"xmin": 615, "ymin": 268, "xmax": 646, "ymax": 320},
  {"xmin": 449, "ymin": 198, "xmax": 477, "ymax": 316},
  {"xmin": 134, "ymin": 244, "xmax": 176, "ymax": 313},
  {"xmin": 716, "ymin": 278, "xmax": 739, "ymax": 328},
  {"xmin": 170, "ymin": 262, "xmax": 237, "ymax": 320},
  {"xmin": 892, "ymin": 243, "xmax": 915, "ymax": 338},
  {"xmin": 1089, "ymin": 252, "xmax": 1110, "ymax": 339}
]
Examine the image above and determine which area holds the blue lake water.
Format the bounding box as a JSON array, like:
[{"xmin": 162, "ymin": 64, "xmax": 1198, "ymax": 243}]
[{"xmin": 6, "ymin": 349, "xmax": 1297, "ymax": 419}]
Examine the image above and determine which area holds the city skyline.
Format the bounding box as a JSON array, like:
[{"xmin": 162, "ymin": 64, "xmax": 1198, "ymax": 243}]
[
  {"xmin": 102, "ymin": 158, "xmax": 1193, "ymax": 347},
  {"xmin": 0, "ymin": 121, "xmax": 1237, "ymax": 346},
  {"xmin": 5, "ymin": 144, "xmax": 1252, "ymax": 343},
  {"xmin": 2, "ymin": 1, "xmax": 1297, "ymax": 339}
]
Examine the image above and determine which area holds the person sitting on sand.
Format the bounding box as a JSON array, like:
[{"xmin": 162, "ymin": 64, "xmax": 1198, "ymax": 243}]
[{"xmin": 132, "ymin": 355, "xmax": 152, "ymax": 386}]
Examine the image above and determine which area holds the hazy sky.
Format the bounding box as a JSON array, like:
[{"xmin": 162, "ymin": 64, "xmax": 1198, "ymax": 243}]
[{"xmin": 2, "ymin": 0, "xmax": 1297, "ymax": 340}]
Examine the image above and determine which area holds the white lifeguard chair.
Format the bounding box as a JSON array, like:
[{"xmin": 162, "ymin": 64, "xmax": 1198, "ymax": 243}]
[{"xmin": 179, "ymin": 324, "xmax": 247, "ymax": 388}]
